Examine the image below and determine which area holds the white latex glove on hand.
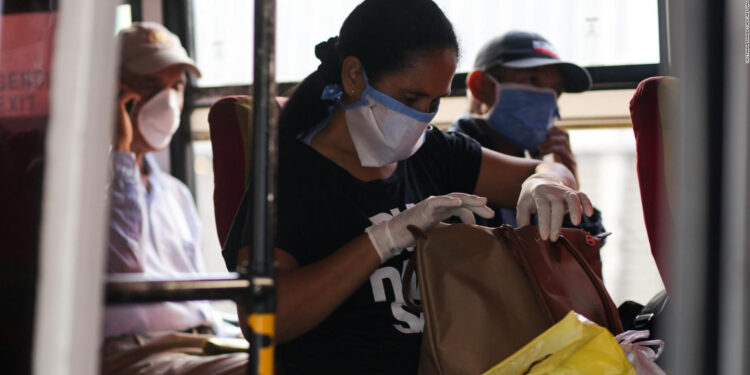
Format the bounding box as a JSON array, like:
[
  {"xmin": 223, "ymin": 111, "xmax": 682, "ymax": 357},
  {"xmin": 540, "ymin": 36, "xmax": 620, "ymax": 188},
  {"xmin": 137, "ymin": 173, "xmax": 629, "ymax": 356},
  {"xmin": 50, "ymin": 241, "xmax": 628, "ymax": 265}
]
[
  {"xmin": 366, "ymin": 193, "xmax": 495, "ymax": 263},
  {"xmin": 516, "ymin": 173, "xmax": 594, "ymax": 242}
]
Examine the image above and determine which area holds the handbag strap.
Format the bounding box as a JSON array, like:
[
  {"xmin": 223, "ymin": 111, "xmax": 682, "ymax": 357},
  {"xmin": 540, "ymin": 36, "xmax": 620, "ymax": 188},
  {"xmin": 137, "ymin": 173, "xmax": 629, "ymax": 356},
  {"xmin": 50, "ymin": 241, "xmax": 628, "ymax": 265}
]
[
  {"xmin": 497, "ymin": 225, "xmax": 622, "ymax": 333},
  {"xmin": 401, "ymin": 225, "xmax": 425, "ymax": 313},
  {"xmin": 496, "ymin": 225, "xmax": 557, "ymax": 325},
  {"xmin": 558, "ymin": 235, "xmax": 623, "ymax": 333}
]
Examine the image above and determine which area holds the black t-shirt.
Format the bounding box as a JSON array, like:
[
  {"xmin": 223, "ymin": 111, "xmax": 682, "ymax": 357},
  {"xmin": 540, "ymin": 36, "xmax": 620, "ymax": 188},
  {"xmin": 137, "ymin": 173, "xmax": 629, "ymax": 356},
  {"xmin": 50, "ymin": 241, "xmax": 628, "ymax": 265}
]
[
  {"xmin": 223, "ymin": 127, "xmax": 482, "ymax": 374},
  {"xmin": 450, "ymin": 117, "xmax": 514, "ymax": 227},
  {"xmin": 449, "ymin": 116, "xmax": 499, "ymax": 151}
]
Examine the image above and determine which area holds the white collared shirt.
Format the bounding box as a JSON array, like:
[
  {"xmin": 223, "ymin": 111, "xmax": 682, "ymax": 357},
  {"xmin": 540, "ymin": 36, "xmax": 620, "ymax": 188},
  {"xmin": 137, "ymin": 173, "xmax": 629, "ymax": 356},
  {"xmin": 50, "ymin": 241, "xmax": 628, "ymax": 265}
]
[{"xmin": 104, "ymin": 151, "xmax": 224, "ymax": 337}]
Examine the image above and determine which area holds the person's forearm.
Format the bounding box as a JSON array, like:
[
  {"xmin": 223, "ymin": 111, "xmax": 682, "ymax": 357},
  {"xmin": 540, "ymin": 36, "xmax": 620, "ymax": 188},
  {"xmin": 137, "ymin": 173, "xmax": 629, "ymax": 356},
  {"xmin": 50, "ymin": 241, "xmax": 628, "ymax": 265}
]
[
  {"xmin": 237, "ymin": 235, "xmax": 381, "ymax": 344},
  {"xmin": 107, "ymin": 151, "xmax": 144, "ymax": 273},
  {"xmin": 533, "ymin": 161, "xmax": 578, "ymax": 190},
  {"xmin": 277, "ymin": 235, "xmax": 380, "ymax": 343}
]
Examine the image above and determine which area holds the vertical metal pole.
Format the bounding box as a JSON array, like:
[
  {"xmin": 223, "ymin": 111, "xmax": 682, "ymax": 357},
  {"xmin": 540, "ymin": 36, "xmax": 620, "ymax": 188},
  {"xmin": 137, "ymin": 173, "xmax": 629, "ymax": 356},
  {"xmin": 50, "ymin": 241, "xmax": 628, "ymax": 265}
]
[
  {"xmin": 668, "ymin": 0, "xmax": 726, "ymax": 373},
  {"xmin": 130, "ymin": 0, "xmax": 143, "ymax": 22},
  {"xmin": 657, "ymin": 0, "xmax": 671, "ymax": 75},
  {"xmin": 667, "ymin": 0, "xmax": 708, "ymax": 373},
  {"xmin": 163, "ymin": 0, "xmax": 197, "ymax": 197},
  {"xmin": 718, "ymin": 0, "xmax": 750, "ymax": 373},
  {"xmin": 245, "ymin": 0, "xmax": 277, "ymax": 374}
]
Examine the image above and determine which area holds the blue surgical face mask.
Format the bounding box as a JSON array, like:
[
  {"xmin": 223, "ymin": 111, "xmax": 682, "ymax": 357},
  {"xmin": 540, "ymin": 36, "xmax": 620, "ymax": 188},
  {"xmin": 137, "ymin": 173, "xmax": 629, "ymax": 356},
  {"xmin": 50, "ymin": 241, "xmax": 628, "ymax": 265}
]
[{"xmin": 484, "ymin": 78, "xmax": 559, "ymax": 152}]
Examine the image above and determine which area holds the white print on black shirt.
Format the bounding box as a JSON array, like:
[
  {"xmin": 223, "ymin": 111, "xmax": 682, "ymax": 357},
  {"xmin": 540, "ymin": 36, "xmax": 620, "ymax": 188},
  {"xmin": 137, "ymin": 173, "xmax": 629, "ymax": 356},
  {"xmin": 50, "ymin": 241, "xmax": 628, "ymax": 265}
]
[{"xmin": 368, "ymin": 205, "xmax": 424, "ymax": 334}]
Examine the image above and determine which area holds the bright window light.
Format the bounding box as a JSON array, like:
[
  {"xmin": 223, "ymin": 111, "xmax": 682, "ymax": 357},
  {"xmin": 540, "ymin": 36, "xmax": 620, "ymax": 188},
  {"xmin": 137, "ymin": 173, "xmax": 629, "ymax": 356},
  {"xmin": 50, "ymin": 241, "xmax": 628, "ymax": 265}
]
[{"xmin": 192, "ymin": 0, "xmax": 660, "ymax": 87}]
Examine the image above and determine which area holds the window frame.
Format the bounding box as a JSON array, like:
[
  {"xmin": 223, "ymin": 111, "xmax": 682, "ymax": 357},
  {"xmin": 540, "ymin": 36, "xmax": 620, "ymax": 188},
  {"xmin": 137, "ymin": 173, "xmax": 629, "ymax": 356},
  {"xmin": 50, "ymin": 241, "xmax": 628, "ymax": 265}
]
[
  {"xmin": 126, "ymin": 0, "xmax": 142, "ymax": 22},
  {"xmin": 190, "ymin": 63, "xmax": 660, "ymax": 109}
]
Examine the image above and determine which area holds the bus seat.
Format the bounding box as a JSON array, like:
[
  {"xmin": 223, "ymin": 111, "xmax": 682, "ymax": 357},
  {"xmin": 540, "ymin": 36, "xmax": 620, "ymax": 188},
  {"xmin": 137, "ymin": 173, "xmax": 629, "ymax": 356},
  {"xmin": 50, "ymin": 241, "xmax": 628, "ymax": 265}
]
[
  {"xmin": 207, "ymin": 96, "xmax": 285, "ymax": 248},
  {"xmin": 629, "ymin": 76, "xmax": 678, "ymax": 285}
]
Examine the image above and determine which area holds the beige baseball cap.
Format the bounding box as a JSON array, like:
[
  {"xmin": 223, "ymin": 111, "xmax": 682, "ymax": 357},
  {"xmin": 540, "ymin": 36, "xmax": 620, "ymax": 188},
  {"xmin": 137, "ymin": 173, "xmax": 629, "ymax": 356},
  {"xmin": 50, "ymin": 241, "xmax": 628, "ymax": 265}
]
[{"xmin": 119, "ymin": 22, "xmax": 201, "ymax": 77}]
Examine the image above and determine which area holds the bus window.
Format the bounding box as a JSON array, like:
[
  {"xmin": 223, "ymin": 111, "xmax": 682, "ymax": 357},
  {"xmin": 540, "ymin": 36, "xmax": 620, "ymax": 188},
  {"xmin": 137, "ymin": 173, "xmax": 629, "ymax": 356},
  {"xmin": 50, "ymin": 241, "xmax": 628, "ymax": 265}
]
[
  {"xmin": 115, "ymin": 3, "xmax": 133, "ymax": 32},
  {"xmin": 190, "ymin": 0, "xmax": 659, "ymax": 87}
]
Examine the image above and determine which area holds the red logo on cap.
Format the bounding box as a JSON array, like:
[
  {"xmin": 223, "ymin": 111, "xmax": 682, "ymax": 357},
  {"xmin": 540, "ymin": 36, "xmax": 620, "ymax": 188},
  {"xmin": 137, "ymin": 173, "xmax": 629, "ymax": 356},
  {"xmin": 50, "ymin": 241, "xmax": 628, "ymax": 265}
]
[{"xmin": 532, "ymin": 40, "xmax": 560, "ymax": 60}]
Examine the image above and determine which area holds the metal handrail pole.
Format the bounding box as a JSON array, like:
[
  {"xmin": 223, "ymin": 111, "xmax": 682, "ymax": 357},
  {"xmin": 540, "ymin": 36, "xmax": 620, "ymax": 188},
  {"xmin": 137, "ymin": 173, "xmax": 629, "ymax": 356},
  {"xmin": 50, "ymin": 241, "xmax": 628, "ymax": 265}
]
[
  {"xmin": 244, "ymin": 0, "xmax": 278, "ymax": 374},
  {"xmin": 105, "ymin": 274, "xmax": 250, "ymax": 304}
]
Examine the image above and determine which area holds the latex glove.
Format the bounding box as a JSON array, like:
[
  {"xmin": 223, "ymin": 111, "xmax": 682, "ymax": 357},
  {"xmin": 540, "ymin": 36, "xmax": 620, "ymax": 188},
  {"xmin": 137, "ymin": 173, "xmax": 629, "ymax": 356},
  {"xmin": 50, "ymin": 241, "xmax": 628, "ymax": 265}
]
[
  {"xmin": 516, "ymin": 173, "xmax": 594, "ymax": 242},
  {"xmin": 366, "ymin": 193, "xmax": 495, "ymax": 263}
]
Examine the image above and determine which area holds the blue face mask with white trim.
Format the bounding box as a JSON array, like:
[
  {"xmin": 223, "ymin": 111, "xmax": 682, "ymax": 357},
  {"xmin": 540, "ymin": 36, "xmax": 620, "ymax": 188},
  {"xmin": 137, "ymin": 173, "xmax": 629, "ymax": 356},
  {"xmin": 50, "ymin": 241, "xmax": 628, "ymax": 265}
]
[
  {"xmin": 485, "ymin": 79, "xmax": 559, "ymax": 152},
  {"xmin": 321, "ymin": 71, "xmax": 438, "ymax": 167}
]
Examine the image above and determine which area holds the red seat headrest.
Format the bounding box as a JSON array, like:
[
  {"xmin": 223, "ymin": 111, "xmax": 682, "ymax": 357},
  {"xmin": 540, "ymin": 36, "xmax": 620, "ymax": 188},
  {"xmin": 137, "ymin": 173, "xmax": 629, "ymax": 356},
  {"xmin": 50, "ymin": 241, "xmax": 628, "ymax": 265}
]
[
  {"xmin": 629, "ymin": 76, "xmax": 678, "ymax": 284},
  {"xmin": 207, "ymin": 96, "xmax": 284, "ymax": 248}
]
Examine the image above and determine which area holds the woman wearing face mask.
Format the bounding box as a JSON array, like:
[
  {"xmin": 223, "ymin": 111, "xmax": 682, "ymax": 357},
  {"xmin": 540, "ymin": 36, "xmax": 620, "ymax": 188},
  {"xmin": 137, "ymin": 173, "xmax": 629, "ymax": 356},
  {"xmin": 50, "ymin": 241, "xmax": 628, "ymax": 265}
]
[{"xmin": 223, "ymin": 1, "xmax": 593, "ymax": 374}]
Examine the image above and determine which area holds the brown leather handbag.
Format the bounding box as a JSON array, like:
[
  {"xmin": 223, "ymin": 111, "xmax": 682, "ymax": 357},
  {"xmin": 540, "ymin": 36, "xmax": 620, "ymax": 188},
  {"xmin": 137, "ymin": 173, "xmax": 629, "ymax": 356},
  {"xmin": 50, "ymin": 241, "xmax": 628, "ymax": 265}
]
[{"xmin": 402, "ymin": 224, "xmax": 622, "ymax": 375}]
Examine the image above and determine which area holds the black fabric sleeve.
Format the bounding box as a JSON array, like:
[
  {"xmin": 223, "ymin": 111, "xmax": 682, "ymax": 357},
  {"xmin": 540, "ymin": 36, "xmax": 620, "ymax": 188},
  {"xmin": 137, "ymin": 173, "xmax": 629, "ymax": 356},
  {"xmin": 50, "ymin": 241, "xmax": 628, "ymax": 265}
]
[
  {"xmin": 450, "ymin": 118, "xmax": 498, "ymax": 150},
  {"xmin": 420, "ymin": 127, "xmax": 483, "ymax": 195},
  {"xmin": 273, "ymin": 161, "xmax": 307, "ymax": 264},
  {"xmin": 446, "ymin": 131, "xmax": 483, "ymax": 194}
]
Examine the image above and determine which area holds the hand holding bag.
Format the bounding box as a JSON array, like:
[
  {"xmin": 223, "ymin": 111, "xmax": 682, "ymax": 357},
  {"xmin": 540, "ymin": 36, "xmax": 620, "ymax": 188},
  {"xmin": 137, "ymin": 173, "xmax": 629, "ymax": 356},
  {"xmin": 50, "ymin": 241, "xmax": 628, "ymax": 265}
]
[{"xmin": 402, "ymin": 224, "xmax": 621, "ymax": 375}]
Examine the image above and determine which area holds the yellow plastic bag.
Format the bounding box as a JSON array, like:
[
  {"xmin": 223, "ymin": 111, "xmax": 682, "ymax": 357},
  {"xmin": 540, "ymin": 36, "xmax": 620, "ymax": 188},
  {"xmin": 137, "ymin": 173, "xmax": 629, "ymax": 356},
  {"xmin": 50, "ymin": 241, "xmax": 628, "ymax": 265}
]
[{"xmin": 483, "ymin": 311, "xmax": 636, "ymax": 375}]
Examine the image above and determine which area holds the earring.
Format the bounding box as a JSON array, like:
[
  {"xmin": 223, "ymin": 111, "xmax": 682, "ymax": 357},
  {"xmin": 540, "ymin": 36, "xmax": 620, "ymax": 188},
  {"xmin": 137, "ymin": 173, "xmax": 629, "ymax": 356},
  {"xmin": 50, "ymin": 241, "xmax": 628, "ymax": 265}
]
[{"xmin": 350, "ymin": 89, "xmax": 356, "ymax": 96}]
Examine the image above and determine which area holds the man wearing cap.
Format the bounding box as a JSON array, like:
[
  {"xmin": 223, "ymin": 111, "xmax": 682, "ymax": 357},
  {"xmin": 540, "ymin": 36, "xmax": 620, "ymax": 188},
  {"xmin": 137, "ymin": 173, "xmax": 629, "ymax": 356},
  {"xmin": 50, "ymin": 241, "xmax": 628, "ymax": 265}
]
[
  {"xmin": 451, "ymin": 31, "xmax": 604, "ymax": 233},
  {"xmin": 102, "ymin": 22, "xmax": 246, "ymax": 374}
]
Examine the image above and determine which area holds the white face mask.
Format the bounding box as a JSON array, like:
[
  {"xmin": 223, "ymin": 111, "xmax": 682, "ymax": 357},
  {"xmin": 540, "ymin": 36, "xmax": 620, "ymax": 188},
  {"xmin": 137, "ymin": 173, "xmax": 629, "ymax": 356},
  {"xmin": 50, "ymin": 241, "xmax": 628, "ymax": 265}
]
[
  {"xmin": 136, "ymin": 88, "xmax": 182, "ymax": 150},
  {"xmin": 343, "ymin": 74, "xmax": 437, "ymax": 167}
]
